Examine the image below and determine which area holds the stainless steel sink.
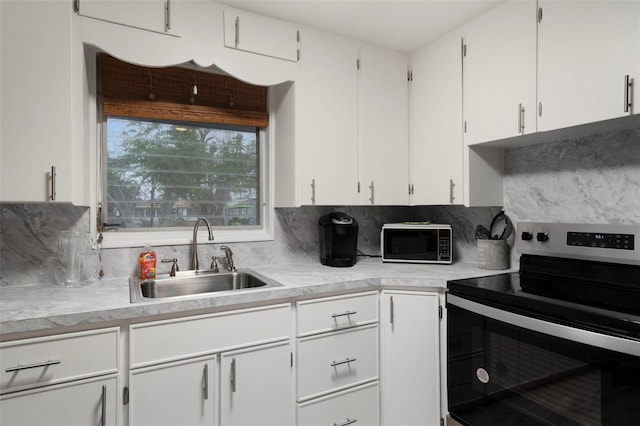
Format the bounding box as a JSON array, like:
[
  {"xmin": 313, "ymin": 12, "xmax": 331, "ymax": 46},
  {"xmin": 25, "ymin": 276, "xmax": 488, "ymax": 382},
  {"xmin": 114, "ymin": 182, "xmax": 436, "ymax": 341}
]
[{"xmin": 129, "ymin": 269, "xmax": 281, "ymax": 302}]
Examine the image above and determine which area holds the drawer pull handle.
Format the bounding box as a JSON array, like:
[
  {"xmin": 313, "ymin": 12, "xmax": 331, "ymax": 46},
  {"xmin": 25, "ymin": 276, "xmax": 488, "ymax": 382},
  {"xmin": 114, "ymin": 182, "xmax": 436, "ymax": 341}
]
[
  {"xmin": 331, "ymin": 357, "xmax": 356, "ymax": 367},
  {"xmin": 5, "ymin": 359, "xmax": 61, "ymax": 373},
  {"xmin": 203, "ymin": 364, "xmax": 209, "ymax": 400},
  {"xmin": 101, "ymin": 385, "xmax": 107, "ymax": 426},
  {"xmin": 331, "ymin": 311, "xmax": 357, "ymax": 318},
  {"xmin": 230, "ymin": 358, "xmax": 237, "ymax": 393},
  {"xmin": 334, "ymin": 418, "xmax": 357, "ymax": 426}
]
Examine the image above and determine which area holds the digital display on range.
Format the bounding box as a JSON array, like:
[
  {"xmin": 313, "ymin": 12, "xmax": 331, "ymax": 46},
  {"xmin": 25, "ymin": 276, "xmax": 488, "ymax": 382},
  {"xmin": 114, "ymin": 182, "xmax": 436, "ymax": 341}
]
[{"xmin": 567, "ymin": 231, "xmax": 634, "ymax": 250}]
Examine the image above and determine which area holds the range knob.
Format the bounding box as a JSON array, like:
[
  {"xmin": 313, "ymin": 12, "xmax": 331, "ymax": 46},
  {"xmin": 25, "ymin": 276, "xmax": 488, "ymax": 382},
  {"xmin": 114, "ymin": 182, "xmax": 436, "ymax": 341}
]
[
  {"xmin": 521, "ymin": 231, "xmax": 533, "ymax": 241},
  {"xmin": 536, "ymin": 232, "xmax": 549, "ymax": 242}
]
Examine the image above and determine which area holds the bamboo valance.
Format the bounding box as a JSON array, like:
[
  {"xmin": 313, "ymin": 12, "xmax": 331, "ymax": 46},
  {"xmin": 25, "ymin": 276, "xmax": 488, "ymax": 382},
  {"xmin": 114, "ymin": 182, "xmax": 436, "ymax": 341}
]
[{"xmin": 99, "ymin": 54, "xmax": 268, "ymax": 128}]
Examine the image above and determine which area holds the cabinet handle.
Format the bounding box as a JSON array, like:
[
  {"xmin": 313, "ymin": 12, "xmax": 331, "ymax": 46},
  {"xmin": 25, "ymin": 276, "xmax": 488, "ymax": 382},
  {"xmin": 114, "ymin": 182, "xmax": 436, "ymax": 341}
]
[
  {"xmin": 331, "ymin": 357, "xmax": 357, "ymax": 367},
  {"xmin": 624, "ymin": 74, "xmax": 633, "ymax": 113},
  {"xmin": 234, "ymin": 16, "xmax": 240, "ymax": 47},
  {"xmin": 50, "ymin": 166, "xmax": 56, "ymax": 201},
  {"xmin": 334, "ymin": 419, "xmax": 358, "ymax": 426},
  {"xmin": 518, "ymin": 103, "xmax": 525, "ymax": 134},
  {"xmin": 165, "ymin": 0, "xmax": 171, "ymax": 31},
  {"xmin": 203, "ymin": 364, "xmax": 209, "ymax": 400},
  {"xmin": 311, "ymin": 179, "xmax": 316, "ymax": 205},
  {"xmin": 101, "ymin": 385, "xmax": 107, "ymax": 426},
  {"xmin": 449, "ymin": 179, "xmax": 455, "ymax": 204},
  {"xmin": 5, "ymin": 359, "xmax": 61, "ymax": 373},
  {"xmin": 390, "ymin": 296, "xmax": 395, "ymax": 326},
  {"xmin": 230, "ymin": 358, "xmax": 237, "ymax": 393},
  {"xmin": 331, "ymin": 310, "xmax": 357, "ymax": 318},
  {"xmin": 368, "ymin": 181, "xmax": 374, "ymax": 205}
]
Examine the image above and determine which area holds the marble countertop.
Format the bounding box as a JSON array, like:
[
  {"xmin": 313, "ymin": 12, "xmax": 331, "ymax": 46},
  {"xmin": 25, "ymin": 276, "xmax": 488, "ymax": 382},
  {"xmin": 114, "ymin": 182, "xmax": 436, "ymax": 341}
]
[{"xmin": 0, "ymin": 258, "xmax": 513, "ymax": 336}]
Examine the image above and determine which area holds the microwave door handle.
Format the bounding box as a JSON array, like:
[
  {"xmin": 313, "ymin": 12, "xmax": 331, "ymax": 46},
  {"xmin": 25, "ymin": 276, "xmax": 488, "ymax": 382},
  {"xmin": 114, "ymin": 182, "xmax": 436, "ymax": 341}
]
[{"xmin": 447, "ymin": 294, "xmax": 640, "ymax": 357}]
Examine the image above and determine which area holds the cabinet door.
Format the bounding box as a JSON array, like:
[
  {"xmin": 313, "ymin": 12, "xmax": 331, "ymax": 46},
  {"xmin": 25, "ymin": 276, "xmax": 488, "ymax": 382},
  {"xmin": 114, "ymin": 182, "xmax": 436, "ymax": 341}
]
[
  {"xmin": 463, "ymin": 0, "xmax": 537, "ymax": 144},
  {"xmin": 223, "ymin": 8, "xmax": 299, "ymax": 62},
  {"xmin": 538, "ymin": 0, "xmax": 640, "ymax": 131},
  {"xmin": 129, "ymin": 356, "xmax": 216, "ymax": 426},
  {"xmin": 380, "ymin": 291, "xmax": 440, "ymax": 426},
  {"xmin": 0, "ymin": 376, "xmax": 117, "ymax": 426},
  {"xmin": 299, "ymin": 29, "xmax": 359, "ymax": 205},
  {"xmin": 409, "ymin": 37, "xmax": 463, "ymax": 205},
  {"xmin": 220, "ymin": 341, "xmax": 292, "ymax": 426},
  {"xmin": 77, "ymin": 0, "xmax": 173, "ymax": 35},
  {"xmin": 0, "ymin": 1, "xmax": 73, "ymax": 202},
  {"xmin": 359, "ymin": 50, "xmax": 409, "ymax": 206}
]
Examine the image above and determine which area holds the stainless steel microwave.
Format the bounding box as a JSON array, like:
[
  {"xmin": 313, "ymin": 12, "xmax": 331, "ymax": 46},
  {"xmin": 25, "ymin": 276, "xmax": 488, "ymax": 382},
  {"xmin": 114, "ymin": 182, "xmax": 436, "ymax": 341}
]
[{"xmin": 381, "ymin": 223, "xmax": 452, "ymax": 264}]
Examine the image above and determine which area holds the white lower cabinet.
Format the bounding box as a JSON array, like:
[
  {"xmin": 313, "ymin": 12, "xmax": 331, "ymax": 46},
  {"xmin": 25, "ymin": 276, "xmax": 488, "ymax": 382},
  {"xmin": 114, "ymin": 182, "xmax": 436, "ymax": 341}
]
[
  {"xmin": 0, "ymin": 375, "xmax": 118, "ymax": 426},
  {"xmin": 380, "ymin": 291, "xmax": 441, "ymax": 426},
  {"xmin": 220, "ymin": 341, "xmax": 292, "ymax": 426},
  {"xmin": 297, "ymin": 381, "xmax": 380, "ymax": 426},
  {"xmin": 129, "ymin": 355, "xmax": 216, "ymax": 426}
]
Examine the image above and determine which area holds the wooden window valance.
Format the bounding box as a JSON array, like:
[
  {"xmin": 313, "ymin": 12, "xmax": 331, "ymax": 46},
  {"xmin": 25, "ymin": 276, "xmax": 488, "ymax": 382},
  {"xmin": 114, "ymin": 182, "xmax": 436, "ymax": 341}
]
[{"xmin": 99, "ymin": 54, "xmax": 268, "ymax": 128}]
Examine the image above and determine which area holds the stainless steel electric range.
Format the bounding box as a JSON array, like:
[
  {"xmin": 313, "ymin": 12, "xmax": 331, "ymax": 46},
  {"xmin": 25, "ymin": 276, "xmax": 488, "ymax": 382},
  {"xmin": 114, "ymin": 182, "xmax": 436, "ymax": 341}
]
[{"xmin": 446, "ymin": 222, "xmax": 640, "ymax": 426}]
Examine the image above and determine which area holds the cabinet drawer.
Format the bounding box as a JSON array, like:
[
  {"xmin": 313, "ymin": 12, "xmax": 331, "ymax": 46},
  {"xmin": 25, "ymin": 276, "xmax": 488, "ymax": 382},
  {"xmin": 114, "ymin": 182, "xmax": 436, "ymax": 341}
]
[
  {"xmin": 130, "ymin": 304, "xmax": 290, "ymax": 367},
  {"xmin": 297, "ymin": 292, "xmax": 378, "ymax": 336},
  {"xmin": 297, "ymin": 381, "xmax": 379, "ymax": 426},
  {"xmin": 297, "ymin": 324, "xmax": 378, "ymax": 401},
  {"xmin": 0, "ymin": 328, "xmax": 119, "ymax": 394}
]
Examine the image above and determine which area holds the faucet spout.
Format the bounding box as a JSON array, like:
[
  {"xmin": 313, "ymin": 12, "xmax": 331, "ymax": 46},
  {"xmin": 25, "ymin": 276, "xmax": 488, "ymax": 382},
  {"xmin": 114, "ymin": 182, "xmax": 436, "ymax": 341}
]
[{"xmin": 192, "ymin": 217, "xmax": 214, "ymax": 270}]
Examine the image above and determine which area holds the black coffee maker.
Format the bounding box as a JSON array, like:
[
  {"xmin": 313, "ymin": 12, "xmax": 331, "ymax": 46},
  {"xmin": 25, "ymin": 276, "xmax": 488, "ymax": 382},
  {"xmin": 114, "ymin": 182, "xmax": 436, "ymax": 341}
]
[{"xmin": 318, "ymin": 212, "xmax": 358, "ymax": 267}]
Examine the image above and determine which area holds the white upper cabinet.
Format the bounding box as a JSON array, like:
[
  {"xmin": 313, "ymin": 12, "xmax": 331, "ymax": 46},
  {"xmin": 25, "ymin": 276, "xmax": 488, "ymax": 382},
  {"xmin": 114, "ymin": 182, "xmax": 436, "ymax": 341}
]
[
  {"xmin": 409, "ymin": 36, "xmax": 463, "ymax": 205},
  {"xmin": 223, "ymin": 8, "xmax": 300, "ymax": 62},
  {"xmin": 463, "ymin": 0, "xmax": 537, "ymax": 144},
  {"xmin": 76, "ymin": 0, "xmax": 176, "ymax": 35},
  {"xmin": 0, "ymin": 1, "xmax": 77, "ymax": 202},
  {"xmin": 298, "ymin": 29, "xmax": 359, "ymax": 205},
  {"xmin": 358, "ymin": 50, "xmax": 409, "ymax": 206},
  {"xmin": 537, "ymin": 0, "xmax": 640, "ymax": 131}
]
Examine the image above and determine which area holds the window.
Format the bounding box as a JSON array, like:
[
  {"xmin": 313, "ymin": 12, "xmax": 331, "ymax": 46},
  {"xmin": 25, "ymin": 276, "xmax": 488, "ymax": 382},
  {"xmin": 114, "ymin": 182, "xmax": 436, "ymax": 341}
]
[
  {"xmin": 98, "ymin": 54, "xmax": 271, "ymax": 245},
  {"xmin": 106, "ymin": 117, "xmax": 259, "ymax": 229}
]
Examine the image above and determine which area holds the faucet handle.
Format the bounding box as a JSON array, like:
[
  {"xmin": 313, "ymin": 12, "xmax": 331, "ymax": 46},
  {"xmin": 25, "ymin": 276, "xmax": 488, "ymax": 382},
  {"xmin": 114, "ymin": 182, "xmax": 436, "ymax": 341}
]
[
  {"xmin": 161, "ymin": 258, "xmax": 179, "ymax": 276},
  {"xmin": 220, "ymin": 246, "xmax": 236, "ymax": 272}
]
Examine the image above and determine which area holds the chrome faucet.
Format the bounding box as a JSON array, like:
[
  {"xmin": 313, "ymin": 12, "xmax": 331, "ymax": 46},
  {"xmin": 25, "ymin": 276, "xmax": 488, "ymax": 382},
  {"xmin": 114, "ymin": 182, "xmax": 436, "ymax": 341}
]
[
  {"xmin": 192, "ymin": 217, "xmax": 214, "ymax": 270},
  {"xmin": 220, "ymin": 245, "xmax": 236, "ymax": 272}
]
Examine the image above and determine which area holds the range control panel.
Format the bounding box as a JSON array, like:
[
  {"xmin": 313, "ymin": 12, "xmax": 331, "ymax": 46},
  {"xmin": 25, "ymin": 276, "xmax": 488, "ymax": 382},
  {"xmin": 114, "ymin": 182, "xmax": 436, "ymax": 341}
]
[
  {"xmin": 516, "ymin": 222, "xmax": 640, "ymax": 266},
  {"xmin": 567, "ymin": 231, "xmax": 634, "ymax": 251}
]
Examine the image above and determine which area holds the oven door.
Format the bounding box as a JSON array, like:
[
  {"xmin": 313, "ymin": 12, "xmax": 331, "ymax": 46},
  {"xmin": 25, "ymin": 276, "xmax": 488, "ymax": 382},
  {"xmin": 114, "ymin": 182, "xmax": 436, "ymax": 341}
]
[{"xmin": 447, "ymin": 294, "xmax": 640, "ymax": 426}]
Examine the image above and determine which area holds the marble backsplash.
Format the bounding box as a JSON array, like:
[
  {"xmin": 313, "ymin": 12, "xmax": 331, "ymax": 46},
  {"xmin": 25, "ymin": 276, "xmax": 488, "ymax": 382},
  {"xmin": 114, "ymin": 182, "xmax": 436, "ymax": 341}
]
[{"xmin": 1, "ymin": 126, "xmax": 638, "ymax": 286}]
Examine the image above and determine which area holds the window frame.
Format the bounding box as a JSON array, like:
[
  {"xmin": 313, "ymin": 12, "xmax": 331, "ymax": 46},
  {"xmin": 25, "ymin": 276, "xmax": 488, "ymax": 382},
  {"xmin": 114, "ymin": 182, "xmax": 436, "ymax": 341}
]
[{"xmin": 94, "ymin": 58, "xmax": 275, "ymax": 249}]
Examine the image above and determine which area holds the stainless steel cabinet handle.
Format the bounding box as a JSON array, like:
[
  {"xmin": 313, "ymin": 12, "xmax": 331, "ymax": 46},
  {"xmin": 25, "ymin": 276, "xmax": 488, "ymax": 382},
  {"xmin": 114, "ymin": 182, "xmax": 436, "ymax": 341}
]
[
  {"xmin": 203, "ymin": 364, "xmax": 209, "ymax": 400},
  {"xmin": 165, "ymin": 0, "xmax": 171, "ymax": 31},
  {"xmin": 5, "ymin": 359, "xmax": 61, "ymax": 373},
  {"xmin": 334, "ymin": 419, "xmax": 358, "ymax": 426},
  {"xmin": 50, "ymin": 166, "xmax": 56, "ymax": 201},
  {"xmin": 311, "ymin": 179, "xmax": 316, "ymax": 205},
  {"xmin": 101, "ymin": 385, "xmax": 107, "ymax": 426},
  {"xmin": 330, "ymin": 357, "xmax": 356, "ymax": 367},
  {"xmin": 449, "ymin": 179, "xmax": 455, "ymax": 204},
  {"xmin": 331, "ymin": 310, "xmax": 357, "ymax": 318},
  {"xmin": 234, "ymin": 16, "xmax": 240, "ymax": 47},
  {"xmin": 368, "ymin": 181, "xmax": 374, "ymax": 205},
  {"xmin": 624, "ymin": 74, "xmax": 633, "ymax": 113},
  {"xmin": 230, "ymin": 358, "xmax": 237, "ymax": 393},
  {"xmin": 518, "ymin": 103, "xmax": 525, "ymax": 134},
  {"xmin": 390, "ymin": 296, "xmax": 395, "ymax": 326}
]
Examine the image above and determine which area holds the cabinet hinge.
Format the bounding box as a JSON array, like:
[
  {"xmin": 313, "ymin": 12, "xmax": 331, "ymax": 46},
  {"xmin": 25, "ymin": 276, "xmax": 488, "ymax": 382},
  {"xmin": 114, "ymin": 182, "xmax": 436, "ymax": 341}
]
[
  {"xmin": 408, "ymin": 70, "xmax": 413, "ymax": 82},
  {"xmin": 439, "ymin": 305, "xmax": 443, "ymax": 320},
  {"xmin": 123, "ymin": 386, "xmax": 129, "ymax": 405},
  {"xmin": 538, "ymin": 7, "xmax": 543, "ymax": 23}
]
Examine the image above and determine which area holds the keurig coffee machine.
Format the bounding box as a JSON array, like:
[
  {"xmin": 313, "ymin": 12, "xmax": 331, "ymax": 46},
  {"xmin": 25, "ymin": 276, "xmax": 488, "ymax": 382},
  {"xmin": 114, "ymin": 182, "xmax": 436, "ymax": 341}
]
[{"xmin": 318, "ymin": 212, "xmax": 358, "ymax": 267}]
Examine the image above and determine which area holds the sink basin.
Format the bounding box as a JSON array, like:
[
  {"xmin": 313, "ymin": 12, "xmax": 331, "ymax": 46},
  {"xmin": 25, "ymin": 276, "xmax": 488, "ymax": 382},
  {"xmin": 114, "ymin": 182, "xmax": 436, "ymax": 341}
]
[{"xmin": 129, "ymin": 269, "xmax": 281, "ymax": 302}]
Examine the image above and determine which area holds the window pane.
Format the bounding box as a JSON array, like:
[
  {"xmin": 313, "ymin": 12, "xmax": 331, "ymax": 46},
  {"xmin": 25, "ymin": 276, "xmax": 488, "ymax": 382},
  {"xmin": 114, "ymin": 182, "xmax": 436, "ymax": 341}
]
[{"xmin": 106, "ymin": 117, "xmax": 259, "ymax": 229}]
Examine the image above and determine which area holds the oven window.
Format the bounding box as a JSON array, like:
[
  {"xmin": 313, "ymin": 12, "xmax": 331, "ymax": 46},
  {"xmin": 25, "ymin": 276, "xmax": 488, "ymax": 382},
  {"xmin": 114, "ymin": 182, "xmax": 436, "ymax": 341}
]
[{"xmin": 447, "ymin": 304, "xmax": 640, "ymax": 426}]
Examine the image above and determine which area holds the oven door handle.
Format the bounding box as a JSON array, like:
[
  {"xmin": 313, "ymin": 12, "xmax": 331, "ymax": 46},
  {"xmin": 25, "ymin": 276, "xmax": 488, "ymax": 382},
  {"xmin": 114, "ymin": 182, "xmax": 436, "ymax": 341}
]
[{"xmin": 447, "ymin": 294, "xmax": 640, "ymax": 357}]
